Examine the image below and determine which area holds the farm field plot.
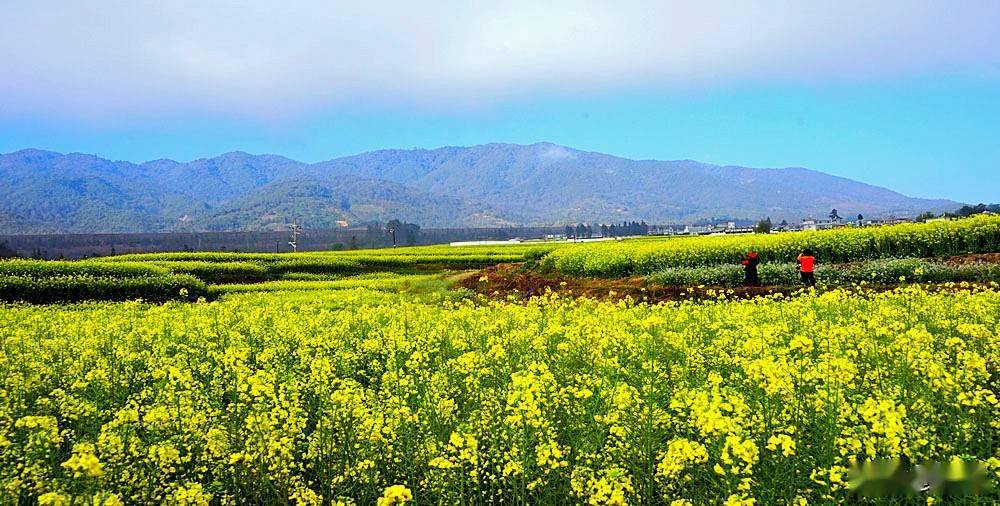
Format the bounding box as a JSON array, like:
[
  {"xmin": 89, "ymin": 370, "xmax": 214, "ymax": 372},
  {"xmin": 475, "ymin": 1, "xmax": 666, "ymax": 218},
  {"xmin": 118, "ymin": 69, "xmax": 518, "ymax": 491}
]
[
  {"xmin": 0, "ymin": 216, "xmax": 998, "ymax": 504},
  {"xmin": 0, "ymin": 243, "xmax": 557, "ymax": 303},
  {"xmin": 0, "ymin": 259, "xmax": 209, "ymax": 304},
  {"xmin": 545, "ymin": 214, "xmax": 1000, "ymax": 277},
  {"xmin": 1, "ymin": 286, "xmax": 998, "ymax": 504},
  {"xmin": 97, "ymin": 242, "xmax": 558, "ymax": 277}
]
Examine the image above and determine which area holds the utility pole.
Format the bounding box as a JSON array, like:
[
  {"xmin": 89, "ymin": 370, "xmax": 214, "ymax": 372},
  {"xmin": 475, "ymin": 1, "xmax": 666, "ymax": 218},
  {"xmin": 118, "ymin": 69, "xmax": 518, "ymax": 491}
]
[
  {"xmin": 288, "ymin": 219, "xmax": 302, "ymax": 252},
  {"xmin": 385, "ymin": 220, "xmax": 403, "ymax": 248},
  {"xmin": 179, "ymin": 215, "xmax": 198, "ymax": 251}
]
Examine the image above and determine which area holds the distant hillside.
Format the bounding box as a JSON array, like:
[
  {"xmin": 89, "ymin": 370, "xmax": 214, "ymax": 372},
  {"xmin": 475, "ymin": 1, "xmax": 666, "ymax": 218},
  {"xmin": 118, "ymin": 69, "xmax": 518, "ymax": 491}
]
[
  {"xmin": 0, "ymin": 144, "xmax": 959, "ymax": 233},
  {"xmin": 202, "ymin": 176, "xmax": 511, "ymax": 231},
  {"xmin": 0, "ymin": 210, "xmax": 57, "ymax": 235},
  {"xmin": 311, "ymin": 143, "xmax": 958, "ymax": 223}
]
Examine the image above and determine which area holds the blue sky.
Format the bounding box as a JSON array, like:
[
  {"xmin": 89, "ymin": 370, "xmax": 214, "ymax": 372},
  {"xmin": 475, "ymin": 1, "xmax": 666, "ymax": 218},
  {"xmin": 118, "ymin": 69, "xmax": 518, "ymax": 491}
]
[{"xmin": 1, "ymin": 1, "xmax": 998, "ymax": 203}]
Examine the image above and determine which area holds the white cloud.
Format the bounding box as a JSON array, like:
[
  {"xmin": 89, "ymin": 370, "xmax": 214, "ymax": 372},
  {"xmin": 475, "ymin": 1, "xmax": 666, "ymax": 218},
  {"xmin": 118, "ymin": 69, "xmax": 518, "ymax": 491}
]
[{"xmin": 1, "ymin": 0, "xmax": 997, "ymax": 120}]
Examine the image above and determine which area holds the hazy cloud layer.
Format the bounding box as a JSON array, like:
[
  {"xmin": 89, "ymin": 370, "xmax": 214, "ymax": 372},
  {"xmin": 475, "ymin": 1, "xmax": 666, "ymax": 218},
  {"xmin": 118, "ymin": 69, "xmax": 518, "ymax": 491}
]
[{"xmin": 2, "ymin": 1, "xmax": 998, "ymax": 119}]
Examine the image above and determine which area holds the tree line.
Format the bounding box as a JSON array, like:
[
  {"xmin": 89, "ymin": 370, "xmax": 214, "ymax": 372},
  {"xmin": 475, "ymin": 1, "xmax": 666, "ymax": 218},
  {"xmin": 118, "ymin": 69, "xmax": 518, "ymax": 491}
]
[{"xmin": 564, "ymin": 221, "xmax": 650, "ymax": 239}]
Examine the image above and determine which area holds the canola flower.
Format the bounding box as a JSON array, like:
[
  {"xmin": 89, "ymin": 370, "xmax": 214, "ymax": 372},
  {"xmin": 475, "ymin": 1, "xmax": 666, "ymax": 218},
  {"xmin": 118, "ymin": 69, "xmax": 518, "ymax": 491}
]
[
  {"xmin": 377, "ymin": 485, "xmax": 413, "ymax": 505},
  {"xmin": 0, "ymin": 284, "xmax": 997, "ymax": 503}
]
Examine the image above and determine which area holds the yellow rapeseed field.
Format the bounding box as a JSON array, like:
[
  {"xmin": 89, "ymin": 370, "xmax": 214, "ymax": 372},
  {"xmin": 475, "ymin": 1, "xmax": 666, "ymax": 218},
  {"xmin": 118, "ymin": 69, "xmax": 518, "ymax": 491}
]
[
  {"xmin": 0, "ymin": 283, "xmax": 997, "ymax": 504},
  {"xmin": 546, "ymin": 214, "xmax": 1000, "ymax": 276}
]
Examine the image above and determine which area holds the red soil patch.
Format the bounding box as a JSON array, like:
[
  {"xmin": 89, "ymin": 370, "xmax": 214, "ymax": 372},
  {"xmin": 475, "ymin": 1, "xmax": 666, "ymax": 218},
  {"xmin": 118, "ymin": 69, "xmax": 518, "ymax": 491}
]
[
  {"xmin": 939, "ymin": 252, "xmax": 1000, "ymax": 266},
  {"xmin": 458, "ymin": 263, "xmax": 798, "ymax": 303},
  {"xmin": 458, "ymin": 261, "xmax": 997, "ymax": 304}
]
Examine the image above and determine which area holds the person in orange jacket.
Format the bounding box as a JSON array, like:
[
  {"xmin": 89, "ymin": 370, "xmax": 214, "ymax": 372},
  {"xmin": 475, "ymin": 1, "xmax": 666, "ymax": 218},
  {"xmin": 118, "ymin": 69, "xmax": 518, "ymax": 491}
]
[
  {"xmin": 741, "ymin": 251, "xmax": 760, "ymax": 286},
  {"xmin": 797, "ymin": 248, "xmax": 816, "ymax": 286}
]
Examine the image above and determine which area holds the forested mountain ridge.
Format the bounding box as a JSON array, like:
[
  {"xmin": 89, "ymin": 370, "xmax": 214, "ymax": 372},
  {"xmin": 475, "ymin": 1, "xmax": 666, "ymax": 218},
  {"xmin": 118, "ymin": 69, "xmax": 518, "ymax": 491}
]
[{"xmin": 0, "ymin": 144, "xmax": 958, "ymax": 233}]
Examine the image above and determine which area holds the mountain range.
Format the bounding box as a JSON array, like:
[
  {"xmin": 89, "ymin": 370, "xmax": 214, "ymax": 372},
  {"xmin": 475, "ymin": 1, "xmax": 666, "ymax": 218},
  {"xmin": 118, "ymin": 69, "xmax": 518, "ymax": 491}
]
[{"xmin": 0, "ymin": 143, "xmax": 959, "ymax": 234}]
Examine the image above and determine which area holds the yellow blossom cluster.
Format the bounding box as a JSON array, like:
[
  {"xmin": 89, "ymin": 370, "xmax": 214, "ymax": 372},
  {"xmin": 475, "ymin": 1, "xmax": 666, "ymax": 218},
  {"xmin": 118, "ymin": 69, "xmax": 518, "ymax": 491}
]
[{"xmin": 0, "ymin": 283, "xmax": 997, "ymax": 503}]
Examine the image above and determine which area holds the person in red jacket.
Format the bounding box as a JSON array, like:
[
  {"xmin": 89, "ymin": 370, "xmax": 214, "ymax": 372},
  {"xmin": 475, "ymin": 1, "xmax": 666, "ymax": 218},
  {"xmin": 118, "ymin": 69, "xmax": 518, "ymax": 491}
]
[
  {"xmin": 797, "ymin": 248, "xmax": 816, "ymax": 286},
  {"xmin": 741, "ymin": 251, "xmax": 760, "ymax": 286}
]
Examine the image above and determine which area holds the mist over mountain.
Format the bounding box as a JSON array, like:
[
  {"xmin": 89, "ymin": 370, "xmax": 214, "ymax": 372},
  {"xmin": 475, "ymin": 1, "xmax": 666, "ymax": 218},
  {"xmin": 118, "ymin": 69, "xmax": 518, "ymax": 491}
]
[{"xmin": 0, "ymin": 143, "xmax": 958, "ymax": 234}]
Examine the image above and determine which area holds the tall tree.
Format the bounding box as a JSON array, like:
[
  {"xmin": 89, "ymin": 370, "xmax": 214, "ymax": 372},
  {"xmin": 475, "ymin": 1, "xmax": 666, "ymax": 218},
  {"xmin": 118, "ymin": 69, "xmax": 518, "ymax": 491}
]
[
  {"xmin": 401, "ymin": 222, "xmax": 421, "ymax": 246},
  {"xmin": 0, "ymin": 242, "xmax": 18, "ymax": 258},
  {"xmin": 754, "ymin": 218, "xmax": 772, "ymax": 234}
]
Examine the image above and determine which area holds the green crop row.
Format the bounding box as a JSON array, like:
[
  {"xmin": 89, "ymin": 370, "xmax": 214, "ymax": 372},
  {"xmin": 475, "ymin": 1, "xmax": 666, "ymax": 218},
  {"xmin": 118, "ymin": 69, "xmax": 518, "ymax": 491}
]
[
  {"xmin": 152, "ymin": 256, "xmax": 502, "ymax": 284},
  {"xmin": 545, "ymin": 214, "xmax": 1000, "ymax": 277},
  {"xmin": 0, "ymin": 259, "xmax": 209, "ymax": 303},
  {"xmin": 147, "ymin": 261, "xmax": 269, "ymax": 284},
  {"xmin": 0, "ymin": 273, "xmax": 207, "ymax": 304},
  {"xmin": 207, "ymin": 273, "xmax": 445, "ymax": 296},
  {"xmin": 0, "ymin": 259, "xmax": 169, "ymax": 279}
]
